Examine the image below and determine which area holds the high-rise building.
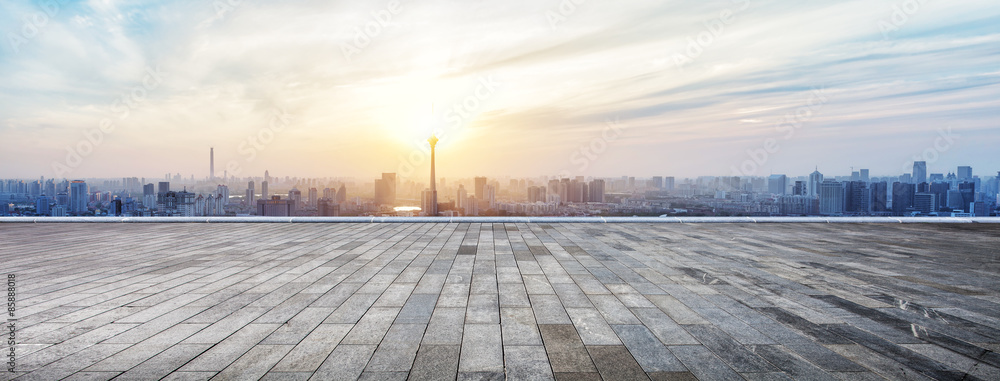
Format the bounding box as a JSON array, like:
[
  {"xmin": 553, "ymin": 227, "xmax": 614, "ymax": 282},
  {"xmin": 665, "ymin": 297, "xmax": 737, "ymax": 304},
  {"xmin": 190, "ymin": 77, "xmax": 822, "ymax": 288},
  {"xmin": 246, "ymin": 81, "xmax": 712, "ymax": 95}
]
[
  {"xmin": 483, "ymin": 184, "xmax": 496, "ymax": 209},
  {"xmin": 257, "ymin": 196, "xmax": 296, "ymax": 216},
  {"xmin": 588, "ymin": 179, "xmax": 605, "ymax": 203},
  {"xmin": 844, "ymin": 181, "xmax": 869, "ymax": 214},
  {"xmin": 929, "ymin": 182, "xmax": 950, "ymax": 211},
  {"xmin": 288, "ymin": 188, "xmax": 302, "ymax": 208},
  {"xmin": 337, "ymin": 184, "xmax": 347, "ymax": 203},
  {"xmin": 860, "ymin": 169, "xmax": 869, "ymax": 182},
  {"xmin": 870, "ymin": 182, "xmax": 888, "ymax": 212},
  {"xmin": 768, "ymin": 174, "xmax": 787, "ymax": 195},
  {"xmin": 475, "ymin": 177, "xmax": 488, "ymax": 199},
  {"xmin": 318, "ymin": 198, "xmax": 340, "ymax": 216},
  {"xmin": 527, "ymin": 186, "xmax": 546, "ymax": 203},
  {"xmin": 246, "ymin": 181, "xmax": 255, "ymax": 204},
  {"xmin": 958, "ymin": 182, "xmax": 976, "ymax": 211},
  {"xmin": 819, "ymin": 180, "xmax": 844, "ymax": 215},
  {"xmin": 70, "ymin": 180, "xmax": 88, "ymax": 214},
  {"xmin": 261, "ymin": 181, "xmax": 269, "ymax": 200},
  {"xmin": 374, "ymin": 173, "xmax": 397, "ymax": 206},
  {"xmin": 217, "ymin": 185, "xmax": 230, "ymax": 205},
  {"xmin": 308, "ymin": 188, "xmax": 318, "ymax": 208},
  {"xmin": 792, "ymin": 181, "xmax": 806, "ymax": 196},
  {"xmin": 809, "ymin": 168, "xmax": 823, "ymax": 197},
  {"xmin": 664, "ymin": 177, "xmax": 675, "ymax": 191},
  {"xmin": 913, "ymin": 193, "xmax": 937, "ymax": 215},
  {"xmin": 651, "ymin": 176, "xmax": 663, "ymax": 189},
  {"xmin": 958, "ymin": 166, "xmax": 972, "ymax": 181},
  {"xmin": 912, "ymin": 161, "xmax": 927, "ymax": 184},
  {"xmin": 892, "ymin": 182, "xmax": 916, "ymax": 215},
  {"xmin": 457, "ymin": 185, "xmax": 468, "ymax": 210},
  {"xmin": 36, "ymin": 195, "xmax": 51, "ymax": 216}
]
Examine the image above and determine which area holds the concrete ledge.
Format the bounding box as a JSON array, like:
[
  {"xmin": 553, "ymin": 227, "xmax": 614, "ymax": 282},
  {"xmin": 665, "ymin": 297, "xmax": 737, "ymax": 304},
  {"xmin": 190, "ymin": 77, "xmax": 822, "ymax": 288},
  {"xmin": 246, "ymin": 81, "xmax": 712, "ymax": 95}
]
[{"xmin": 0, "ymin": 216, "xmax": 998, "ymax": 223}]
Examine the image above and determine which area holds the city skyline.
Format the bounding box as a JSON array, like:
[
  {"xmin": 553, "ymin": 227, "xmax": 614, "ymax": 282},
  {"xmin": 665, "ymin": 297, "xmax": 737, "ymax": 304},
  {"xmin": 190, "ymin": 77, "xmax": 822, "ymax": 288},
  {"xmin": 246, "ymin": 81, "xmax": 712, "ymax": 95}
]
[{"xmin": 1, "ymin": 0, "xmax": 998, "ymax": 179}]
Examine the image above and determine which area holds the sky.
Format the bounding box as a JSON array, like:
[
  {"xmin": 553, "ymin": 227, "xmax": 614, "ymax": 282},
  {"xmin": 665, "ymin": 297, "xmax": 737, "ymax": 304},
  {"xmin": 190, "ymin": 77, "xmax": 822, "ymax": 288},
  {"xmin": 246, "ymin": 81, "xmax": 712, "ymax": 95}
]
[{"xmin": 1, "ymin": 0, "xmax": 998, "ymax": 181}]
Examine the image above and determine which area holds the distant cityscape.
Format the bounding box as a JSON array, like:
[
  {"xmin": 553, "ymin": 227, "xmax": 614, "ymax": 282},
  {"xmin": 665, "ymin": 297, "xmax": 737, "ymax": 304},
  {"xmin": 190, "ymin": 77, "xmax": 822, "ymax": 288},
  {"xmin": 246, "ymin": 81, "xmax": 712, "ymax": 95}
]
[{"xmin": 1, "ymin": 146, "xmax": 997, "ymax": 218}]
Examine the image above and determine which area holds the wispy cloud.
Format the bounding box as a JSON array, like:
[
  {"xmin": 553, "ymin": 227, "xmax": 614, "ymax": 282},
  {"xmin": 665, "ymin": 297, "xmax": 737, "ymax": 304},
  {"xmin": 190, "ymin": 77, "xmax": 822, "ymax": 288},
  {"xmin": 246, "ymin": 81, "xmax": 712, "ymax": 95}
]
[{"xmin": 0, "ymin": 0, "xmax": 997, "ymax": 179}]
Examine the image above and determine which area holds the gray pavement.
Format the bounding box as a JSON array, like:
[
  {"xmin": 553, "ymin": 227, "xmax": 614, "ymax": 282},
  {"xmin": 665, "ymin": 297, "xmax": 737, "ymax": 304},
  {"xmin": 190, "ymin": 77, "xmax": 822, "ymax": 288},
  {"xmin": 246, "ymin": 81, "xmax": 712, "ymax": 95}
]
[{"xmin": 2, "ymin": 222, "xmax": 999, "ymax": 380}]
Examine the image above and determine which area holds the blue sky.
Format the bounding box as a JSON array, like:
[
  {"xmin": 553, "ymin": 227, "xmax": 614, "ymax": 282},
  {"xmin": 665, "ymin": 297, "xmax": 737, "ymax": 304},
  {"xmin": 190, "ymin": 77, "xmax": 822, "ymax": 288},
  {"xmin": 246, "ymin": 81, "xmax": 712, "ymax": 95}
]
[{"xmin": 1, "ymin": 0, "xmax": 998, "ymax": 180}]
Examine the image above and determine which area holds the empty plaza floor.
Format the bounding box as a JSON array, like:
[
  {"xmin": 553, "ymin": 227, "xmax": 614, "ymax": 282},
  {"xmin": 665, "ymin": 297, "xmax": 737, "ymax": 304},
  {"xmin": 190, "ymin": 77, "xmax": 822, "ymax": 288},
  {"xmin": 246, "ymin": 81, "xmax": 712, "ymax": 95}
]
[{"xmin": 2, "ymin": 222, "xmax": 999, "ymax": 380}]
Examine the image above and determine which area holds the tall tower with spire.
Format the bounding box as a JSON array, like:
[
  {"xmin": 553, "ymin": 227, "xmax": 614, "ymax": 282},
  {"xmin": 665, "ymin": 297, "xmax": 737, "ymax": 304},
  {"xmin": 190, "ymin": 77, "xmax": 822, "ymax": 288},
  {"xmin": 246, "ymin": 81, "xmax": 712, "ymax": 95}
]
[
  {"xmin": 427, "ymin": 135, "xmax": 439, "ymax": 216},
  {"xmin": 210, "ymin": 147, "xmax": 215, "ymax": 180}
]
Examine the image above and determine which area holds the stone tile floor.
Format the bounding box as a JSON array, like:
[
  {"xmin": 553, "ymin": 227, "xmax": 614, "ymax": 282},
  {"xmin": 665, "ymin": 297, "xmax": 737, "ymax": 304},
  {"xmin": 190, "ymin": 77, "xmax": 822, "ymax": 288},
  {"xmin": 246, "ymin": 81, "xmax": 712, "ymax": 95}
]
[{"xmin": 1, "ymin": 223, "xmax": 999, "ymax": 380}]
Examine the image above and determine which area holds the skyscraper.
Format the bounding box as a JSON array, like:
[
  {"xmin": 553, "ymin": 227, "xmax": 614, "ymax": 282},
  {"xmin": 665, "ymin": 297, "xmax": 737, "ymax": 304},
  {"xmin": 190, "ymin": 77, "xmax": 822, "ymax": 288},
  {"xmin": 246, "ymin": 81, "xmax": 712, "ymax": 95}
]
[
  {"xmin": 261, "ymin": 181, "xmax": 269, "ymax": 200},
  {"xmin": 768, "ymin": 174, "xmax": 787, "ymax": 195},
  {"xmin": 870, "ymin": 182, "xmax": 888, "ymax": 212},
  {"xmin": 819, "ymin": 180, "xmax": 844, "ymax": 215},
  {"xmin": 892, "ymin": 182, "xmax": 916, "ymax": 215},
  {"xmin": 288, "ymin": 188, "xmax": 302, "ymax": 208},
  {"xmin": 958, "ymin": 166, "xmax": 972, "ymax": 181},
  {"xmin": 588, "ymin": 179, "xmax": 605, "ymax": 203},
  {"xmin": 913, "ymin": 193, "xmax": 937, "ymax": 214},
  {"xmin": 475, "ymin": 177, "xmax": 488, "ymax": 199},
  {"xmin": 457, "ymin": 185, "xmax": 468, "ymax": 210},
  {"xmin": 246, "ymin": 181, "xmax": 255, "ymax": 204},
  {"xmin": 664, "ymin": 177, "xmax": 675, "ymax": 191},
  {"xmin": 374, "ymin": 173, "xmax": 397, "ymax": 206},
  {"xmin": 809, "ymin": 168, "xmax": 823, "ymax": 197},
  {"xmin": 36, "ymin": 195, "xmax": 51, "ymax": 216},
  {"xmin": 483, "ymin": 184, "xmax": 496, "ymax": 210},
  {"xmin": 337, "ymin": 184, "xmax": 347, "ymax": 203},
  {"xmin": 792, "ymin": 181, "xmax": 806, "ymax": 196},
  {"xmin": 70, "ymin": 180, "xmax": 88, "ymax": 214},
  {"xmin": 912, "ymin": 161, "xmax": 927, "ymax": 184},
  {"xmin": 844, "ymin": 181, "xmax": 869, "ymax": 214}
]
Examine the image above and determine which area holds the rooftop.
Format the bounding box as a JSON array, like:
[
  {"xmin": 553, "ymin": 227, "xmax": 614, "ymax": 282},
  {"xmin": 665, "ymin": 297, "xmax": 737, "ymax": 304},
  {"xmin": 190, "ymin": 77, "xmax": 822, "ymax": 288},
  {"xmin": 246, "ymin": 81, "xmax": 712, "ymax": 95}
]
[{"xmin": 3, "ymin": 222, "xmax": 999, "ymax": 380}]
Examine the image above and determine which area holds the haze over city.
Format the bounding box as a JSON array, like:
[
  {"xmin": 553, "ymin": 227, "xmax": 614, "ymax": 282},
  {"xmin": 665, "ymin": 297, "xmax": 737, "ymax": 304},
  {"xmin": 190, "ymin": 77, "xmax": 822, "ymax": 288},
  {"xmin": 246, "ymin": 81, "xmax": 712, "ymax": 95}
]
[{"xmin": 1, "ymin": 0, "xmax": 998, "ymax": 180}]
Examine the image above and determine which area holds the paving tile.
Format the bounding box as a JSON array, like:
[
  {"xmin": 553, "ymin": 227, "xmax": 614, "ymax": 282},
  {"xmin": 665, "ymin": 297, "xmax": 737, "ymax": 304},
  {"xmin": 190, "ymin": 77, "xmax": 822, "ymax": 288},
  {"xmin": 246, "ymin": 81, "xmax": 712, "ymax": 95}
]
[
  {"xmin": 669, "ymin": 345, "xmax": 743, "ymax": 381},
  {"xmin": 538, "ymin": 324, "xmax": 597, "ymax": 373},
  {"xmin": 310, "ymin": 344, "xmax": 377, "ymax": 381},
  {"xmin": 587, "ymin": 345, "xmax": 651, "ymax": 380},
  {"xmin": 271, "ymin": 324, "xmax": 352, "ymax": 372},
  {"xmin": 408, "ymin": 345, "xmax": 460, "ymax": 381},
  {"xmin": 500, "ymin": 307, "xmax": 543, "ymax": 346},
  {"xmin": 612, "ymin": 325, "xmax": 687, "ymax": 372},
  {"xmin": 365, "ymin": 323, "xmax": 426, "ymax": 372},
  {"xmin": 504, "ymin": 346, "xmax": 554, "ymax": 380},
  {"xmin": 566, "ymin": 307, "xmax": 621, "ymax": 345},
  {"xmin": 458, "ymin": 324, "xmax": 503, "ymax": 373},
  {"xmin": 214, "ymin": 344, "xmax": 295, "ymax": 380}
]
